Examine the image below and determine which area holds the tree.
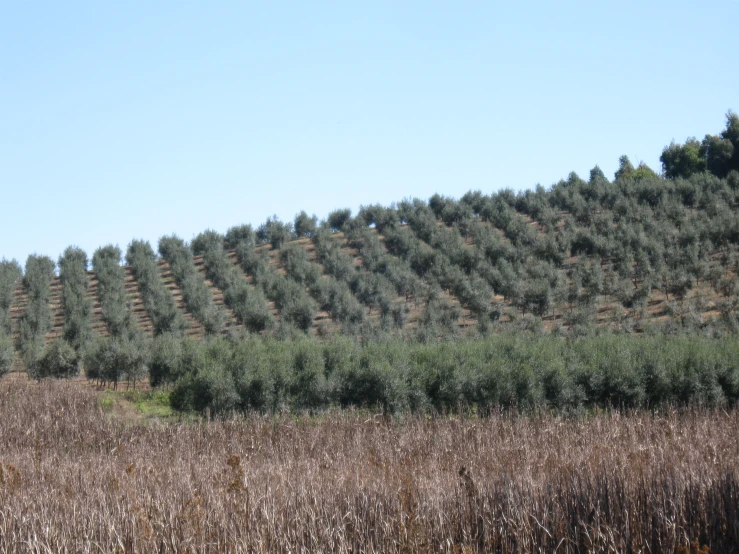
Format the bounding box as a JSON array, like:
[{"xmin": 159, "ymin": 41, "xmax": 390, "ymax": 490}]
[
  {"xmin": 327, "ymin": 209, "xmax": 352, "ymax": 232},
  {"xmin": 256, "ymin": 217, "xmax": 293, "ymax": 248},
  {"xmin": 0, "ymin": 259, "xmax": 22, "ymax": 336},
  {"xmin": 126, "ymin": 240, "xmax": 187, "ymax": 336},
  {"xmin": 701, "ymin": 134, "xmax": 734, "ymax": 178},
  {"xmin": 661, "ymin": 138, "xmax": 705, "ymax": 179},
  {"xmin": 294, "ymin": 211, "xmax": 318, "ymax": 238},
  {"xmin": 614, "ymin": 155, "xmax": 635, "ymax": 181},
  {"xmin": 18, "ymin": 255, "xmax": 55, "ymax": 369},
  {"xmin": 58, "ymin": 246, "xmax": 93, "ymax": 350},
  {"xmin": 93, "ymin": 245, "xmax": 136, "ymax": 339},
  {"xmin": 224, "ymin": 224, "xmax": 254, "ymax": 250}
]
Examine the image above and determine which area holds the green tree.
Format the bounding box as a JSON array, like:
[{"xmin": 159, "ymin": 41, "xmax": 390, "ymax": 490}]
[
  {"xmin": 18, "ymin": 255, "xmax": 55, "ymax": 369},
  {"xmin": 701, "ymin": 134, "xmax": 734, "ymax": 178},
  {"xmin": 58, "ymin": 246, "xmax": 93, "ymax": 351},
  {"xmin": 0, "ymin": 259, "xmax": 22, "ymax": 336},
  {"xmin": 661, "ymin": 138, "xmax": 705, "ymax": 178},
  {"xmin": 92, "ymin": 245, "xmax": 136, "ymax": 338},
  {"xmin": 327, "ymin": 208, "xmax": 352, "ymax": 232},
  {"xmin": 294, "ymin": 211, "xmax": 318, "ymax": 238},
  {"xmin": 614, "ymin": 155, "xmax": 635, "ymax": 181}
]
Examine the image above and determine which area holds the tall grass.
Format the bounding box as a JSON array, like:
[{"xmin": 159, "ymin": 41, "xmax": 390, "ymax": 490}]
[{"xmin": 0, "ymin": 380, "xmax": 736, "ymax": 552}]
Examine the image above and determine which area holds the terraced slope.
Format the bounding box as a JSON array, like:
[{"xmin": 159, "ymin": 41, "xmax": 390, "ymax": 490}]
[{"xmin": 4, "ymin": 189, "xmax": 739, "ymax": 373}]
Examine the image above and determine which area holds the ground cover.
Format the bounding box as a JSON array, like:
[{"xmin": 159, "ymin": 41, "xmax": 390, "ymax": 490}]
[{"xmin": 0, "ymin": 379, "xmax": 736, "ymax": 552}]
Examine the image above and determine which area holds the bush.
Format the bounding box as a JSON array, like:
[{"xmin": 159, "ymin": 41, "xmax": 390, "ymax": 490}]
[
  {"xmin": 32, "ymin": 339, "xmax": 79, "ymax": 379},
  {"xmin": 84, "ymin": 336, "xmax": 149, "ymax": 387},
  {"xmin": 0, "ymin": 334, "xmax": 14, "ymax": 376}
]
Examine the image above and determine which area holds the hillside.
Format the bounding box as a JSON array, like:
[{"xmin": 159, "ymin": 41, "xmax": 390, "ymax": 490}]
[{"xmin": 1, "ymin": 115, "xmax": 739, "ymax": 376}]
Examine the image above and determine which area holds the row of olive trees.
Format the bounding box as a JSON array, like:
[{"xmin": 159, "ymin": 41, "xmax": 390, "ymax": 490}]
[
  {"xmin": 58, "ymin": 247, "xmax": 93, "ymax": 351},
  {"xmin": 126, "ymin": 240, "xmax": 187, "ymax": 336},
  {"xmin": 158, "ymin": 235, "xmax": 225, "ymax": 335},
  {"xmin": 233, "ymin": 234, "xmax": 317, "ymax": 333},
  {"xmin": 0, "ymin": 260, "xmax": 22, "ymax": 375},
  {"xmin": 279, "ymin": 242, "xmax": 366, "ymax": 332},
  {"xmin": 17, "ymin": 255, "xmax": 55, "ymax": 369},
  {"xmin": 92, "ymin": 245, "xmax": 137, "ymax": 339},
  {"xmin": 191, "ymin": 229, "xmax": 274, "ymax": 334},
  {"xmin": 311, "ymin": 228, "xmax": 409, "ymax": 331},
  {"xmin": 161, "ymin": 334, "xmax": 739, "ymax": 416}
]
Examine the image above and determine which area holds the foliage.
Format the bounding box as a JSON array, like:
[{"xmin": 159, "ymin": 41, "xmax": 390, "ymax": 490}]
[
  {"xmin": 192, "ymin": 230, "xmax": 273, "ymax": 334},
  {"xmin": 84, "ymin": 335, "xmax": 149, "ymax": 386},
  {"xmin": 32, "ymin": 338, "xmax": 79, "ymax": 379},
  {"xmin": 92, "ymin": 245, "xmax": 136, "ymax": 338},
  {"xmin": 126, "ymin": 240, "xmax": 187, "ymax": 336},
  {"xmin": 165, "ymin": 334, "xmax": 739, "ymax": 416},
  {"xmin": 0, "ymin": 334, "xmax": 13, "ymax": 376},
  {"xmin": 17, "ymin": 255, "xmax": 55, "ymax": 368},
  {"xmin": 233, "ymin": 238, "xmax": 316, "ymax": 333},
  {"xmin": 0, "ymin": 259, "xmax": 21, "ymax": 337},
  {"xmin": 58, "ymin": 246, "xmax": 93, "ymax": 350},
  {"xmin": 158, "ymin": 235, "xmax": 224, "ymax": 335}
]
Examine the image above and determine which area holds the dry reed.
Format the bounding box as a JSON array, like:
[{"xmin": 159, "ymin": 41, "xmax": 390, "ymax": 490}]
[{"xmin": 0, "ymin": 380, "xmax": 737, "ymax": 553}]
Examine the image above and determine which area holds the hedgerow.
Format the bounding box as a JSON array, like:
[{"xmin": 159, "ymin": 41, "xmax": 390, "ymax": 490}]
[
  {"xmin": 311, "ymin": 229, "xmax": 406, "ymax": 330},
  {"xmin": 126, "ymin": 240, "xmax": 187, "ymax": 336},
  {"xmin": 159, "ymin": 334, "xmax": 739, "ymax": 415},
  {"xmin": 158, "ymin": 235, "xmax": 224, "ymax": 335}
]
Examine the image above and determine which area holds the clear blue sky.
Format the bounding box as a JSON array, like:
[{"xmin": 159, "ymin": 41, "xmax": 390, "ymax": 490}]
[{"xmin": 1, "ymin": 1, "xmax": 736, "ymax": 267}]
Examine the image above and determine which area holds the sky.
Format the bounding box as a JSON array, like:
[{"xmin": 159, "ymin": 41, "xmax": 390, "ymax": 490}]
[{"xmin": 1, "ymin": 1, "xmax": 737, "ymax": 267}]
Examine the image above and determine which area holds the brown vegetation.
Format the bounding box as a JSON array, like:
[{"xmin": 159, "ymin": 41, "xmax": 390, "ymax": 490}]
[{"xmin": 0, "ymin": 380, "xmax": 736, "ymax": 552}]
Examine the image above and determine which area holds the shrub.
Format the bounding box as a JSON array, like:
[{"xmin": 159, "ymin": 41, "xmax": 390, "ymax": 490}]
[
  {"xmin": 32, "ymin": 339, "xmax": 79, "ymax": 379},
  {"xmin": 0, "ymin": 334, "xmax": 14, "ymax": 376},
  {"xmin": 84, "ymin": 335, "xmax": 149, "ymax": 387}
]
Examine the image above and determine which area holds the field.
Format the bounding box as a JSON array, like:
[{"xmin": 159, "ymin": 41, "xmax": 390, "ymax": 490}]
[{"xmin": 0, "ymin": 379, "xmax": 737, "ymax": 553}]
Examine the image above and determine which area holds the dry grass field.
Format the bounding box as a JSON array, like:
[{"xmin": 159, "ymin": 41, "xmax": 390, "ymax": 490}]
[{"xmin": 0, "ymin": 379, "xmax": 737, "ymax": 553}]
